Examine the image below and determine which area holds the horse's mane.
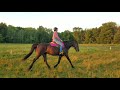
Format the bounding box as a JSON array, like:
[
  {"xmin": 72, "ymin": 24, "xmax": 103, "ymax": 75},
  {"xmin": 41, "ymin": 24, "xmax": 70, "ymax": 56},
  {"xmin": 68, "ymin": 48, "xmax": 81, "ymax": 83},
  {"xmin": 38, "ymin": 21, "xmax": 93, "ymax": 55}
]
[
  {"xmin": 63, "ymin": 40, "xmax": 69, "ymax": 43},
  {"xmin": 63, "ymin": 40, "xmax": 75, "ymax": 48},
  {"xmin": 63, "ymin": 39, "xmax": 76, "ymax": 43},
  {"xmin": 63, "ymin": 40, "xmax": 71, "ymax": 45},
  {"xmin": 63, "ymin": 40, "xmax": 73, "ymax": 43}
]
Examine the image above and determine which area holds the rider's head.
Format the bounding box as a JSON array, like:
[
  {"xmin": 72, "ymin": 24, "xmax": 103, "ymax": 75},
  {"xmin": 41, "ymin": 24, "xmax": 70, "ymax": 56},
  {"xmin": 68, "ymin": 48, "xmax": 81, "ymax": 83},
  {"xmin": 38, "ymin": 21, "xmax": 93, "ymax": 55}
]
[{"xmin": 54, "ymin": 27, "xmax": 58, "ymax": 31}]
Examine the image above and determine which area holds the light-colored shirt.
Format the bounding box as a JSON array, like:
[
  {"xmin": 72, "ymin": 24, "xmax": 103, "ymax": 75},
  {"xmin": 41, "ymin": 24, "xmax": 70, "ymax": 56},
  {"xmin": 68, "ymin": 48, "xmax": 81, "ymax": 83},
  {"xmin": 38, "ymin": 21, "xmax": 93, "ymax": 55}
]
[{"xmin": 52, "ymin": 31, "xmax": 61, "ymax": 41}]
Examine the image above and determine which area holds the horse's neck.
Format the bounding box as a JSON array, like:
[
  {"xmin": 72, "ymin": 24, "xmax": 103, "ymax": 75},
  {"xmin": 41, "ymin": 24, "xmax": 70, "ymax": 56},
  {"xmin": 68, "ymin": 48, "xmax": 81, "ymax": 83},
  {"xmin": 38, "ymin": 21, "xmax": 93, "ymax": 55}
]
[{"xmin": 64, "ymin": 41, "xmax": 73, "ymax": 50}]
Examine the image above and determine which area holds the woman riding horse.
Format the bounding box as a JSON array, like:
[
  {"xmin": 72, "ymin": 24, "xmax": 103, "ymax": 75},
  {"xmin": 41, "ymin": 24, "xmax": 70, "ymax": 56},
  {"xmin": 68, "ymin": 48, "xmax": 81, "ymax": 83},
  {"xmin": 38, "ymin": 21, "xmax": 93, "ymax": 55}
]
[
  {"xmin": 22, "ymin": 28, "xmax": 79, "ymax": 71},
  {"xmin": 52, "ymin": 27, "xmax": 64, "ymax": 55}
]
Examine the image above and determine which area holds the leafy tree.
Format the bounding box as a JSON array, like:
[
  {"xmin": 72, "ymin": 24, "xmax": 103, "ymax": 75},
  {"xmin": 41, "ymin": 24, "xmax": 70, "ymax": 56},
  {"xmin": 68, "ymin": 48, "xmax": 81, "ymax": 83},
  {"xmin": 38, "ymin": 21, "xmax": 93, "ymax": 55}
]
[
  {"xmin": 60, "ymin": 30, "xmax": 74, "ymax": 41},
  {"xmin": 98, "ymin": 22, "xmax": 117, "ymax": 44},
  {"xmin": 0, "ymin": 21, "xmax": 120, "ymax": 44},
  {"xmin": 113, "ymin": 26, "xmax": 120, "ymax": 44},
  {"xmin": 0, "ymin": 34, "xmax": 3, "ymax": 42},
  {"xmin": 73, "ymin": 27, "xmax": 82, "ymax": 43},
  {"xmin": 0, "ymin": 22, "xmax": 8, "ymax": 42},
  {"xmin": 84, "ymin": 29, "xmax": 94, "ymax": 43}
]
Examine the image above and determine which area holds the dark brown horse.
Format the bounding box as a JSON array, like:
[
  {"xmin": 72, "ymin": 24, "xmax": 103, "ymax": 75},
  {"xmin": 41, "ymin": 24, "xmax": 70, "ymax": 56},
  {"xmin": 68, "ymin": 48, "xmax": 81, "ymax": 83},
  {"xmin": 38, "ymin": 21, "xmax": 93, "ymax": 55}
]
[{"xmin": 22, "ymin": 40, "xmax": 79, "ymax": 71}]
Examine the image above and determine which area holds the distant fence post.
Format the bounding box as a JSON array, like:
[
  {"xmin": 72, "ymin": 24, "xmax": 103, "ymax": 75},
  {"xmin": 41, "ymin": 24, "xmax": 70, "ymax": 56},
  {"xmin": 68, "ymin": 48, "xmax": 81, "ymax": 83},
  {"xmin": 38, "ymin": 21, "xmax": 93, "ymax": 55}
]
[{"xmin": 110, "ymin": 46, "xmax": 111, "ymax": 50}]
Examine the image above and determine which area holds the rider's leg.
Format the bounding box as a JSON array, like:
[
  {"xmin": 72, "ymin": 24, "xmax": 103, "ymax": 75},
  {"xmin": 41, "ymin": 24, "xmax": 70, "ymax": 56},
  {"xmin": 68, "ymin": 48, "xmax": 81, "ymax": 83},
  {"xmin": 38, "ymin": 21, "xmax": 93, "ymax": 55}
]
[
  {"xmin": 59, "ymin": 45, "xmax": 63, "ymax": 54},
  {"xmin": 53, "ymin": 38, "xmax": 64, "ymax": 55}
]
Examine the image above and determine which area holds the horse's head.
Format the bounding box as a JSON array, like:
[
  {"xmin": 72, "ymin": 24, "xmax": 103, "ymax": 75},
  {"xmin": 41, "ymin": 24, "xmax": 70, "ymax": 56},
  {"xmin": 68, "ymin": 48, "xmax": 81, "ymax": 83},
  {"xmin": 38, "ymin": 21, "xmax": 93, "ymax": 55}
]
[
  {"xmin": 63, "ymin": 40, "xmax": 79, "ymax": 52},
  {"xmin": 72, "ymin": 40, "xmax": 79, "ymax": 52}
]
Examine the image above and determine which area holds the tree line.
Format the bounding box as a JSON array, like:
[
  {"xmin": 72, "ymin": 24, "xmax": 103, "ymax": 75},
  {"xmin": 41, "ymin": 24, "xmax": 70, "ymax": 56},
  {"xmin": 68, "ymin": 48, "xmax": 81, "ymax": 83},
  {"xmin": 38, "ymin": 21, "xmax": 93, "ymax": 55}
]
[{"xmin": 0, "ymin": 21, "xmax": 120, "ymax": 44}]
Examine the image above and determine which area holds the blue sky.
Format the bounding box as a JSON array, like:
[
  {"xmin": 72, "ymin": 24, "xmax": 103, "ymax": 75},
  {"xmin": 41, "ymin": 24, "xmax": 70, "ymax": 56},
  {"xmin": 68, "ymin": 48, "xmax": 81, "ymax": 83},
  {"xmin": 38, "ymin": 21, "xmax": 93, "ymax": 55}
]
[{"xmin": 0, "ymin": 12, "xmax": 120, "ymax": 32}]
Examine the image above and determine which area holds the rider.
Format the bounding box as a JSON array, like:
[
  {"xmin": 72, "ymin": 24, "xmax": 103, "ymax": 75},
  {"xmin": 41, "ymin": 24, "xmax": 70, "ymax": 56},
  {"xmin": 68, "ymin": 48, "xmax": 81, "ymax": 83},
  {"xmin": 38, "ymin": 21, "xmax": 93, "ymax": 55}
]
[{"xmin": 52, "ymin": 27, "xmax": 64, "ymax": 55}]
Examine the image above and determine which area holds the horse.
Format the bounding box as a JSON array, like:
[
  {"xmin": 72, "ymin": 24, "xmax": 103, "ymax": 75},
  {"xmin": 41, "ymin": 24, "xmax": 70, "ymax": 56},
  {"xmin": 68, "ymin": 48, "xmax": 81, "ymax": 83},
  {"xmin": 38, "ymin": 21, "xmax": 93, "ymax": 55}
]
[{"xmin": 22, "ymin": 39, "xmax": 79, "ymax": 71}]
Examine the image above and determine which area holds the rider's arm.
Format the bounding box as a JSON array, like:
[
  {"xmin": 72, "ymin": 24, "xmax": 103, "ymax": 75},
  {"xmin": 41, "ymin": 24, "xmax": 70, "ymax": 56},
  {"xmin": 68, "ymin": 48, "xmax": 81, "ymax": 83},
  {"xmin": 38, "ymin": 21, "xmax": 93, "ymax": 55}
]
[{"xmin": 54, "ymin": 31, "xmax": 62, "ymax": 41}]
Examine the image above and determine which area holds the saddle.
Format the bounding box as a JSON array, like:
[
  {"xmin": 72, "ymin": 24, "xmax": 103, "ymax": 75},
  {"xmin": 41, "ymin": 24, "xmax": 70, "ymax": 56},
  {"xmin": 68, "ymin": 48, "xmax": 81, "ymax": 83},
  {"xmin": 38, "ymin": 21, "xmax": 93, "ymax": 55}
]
[
  {"xmin": 50, "ymin": 41, "xmax": 59, "ymax": 47},
  {"xmin": 50, "ymin": 41, "xmax": 65, "ymax": 48}
]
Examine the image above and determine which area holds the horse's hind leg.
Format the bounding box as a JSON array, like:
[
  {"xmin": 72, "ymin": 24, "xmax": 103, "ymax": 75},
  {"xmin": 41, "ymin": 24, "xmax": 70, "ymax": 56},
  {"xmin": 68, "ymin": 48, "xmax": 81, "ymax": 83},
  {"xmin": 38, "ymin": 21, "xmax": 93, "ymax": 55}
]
[
  {"xmin": 43, "ymin": 54, "xmax": 50, "ymax": 69},
  {"xmin": 28, "ymin": 55, "xmax": 41, "ymax": 71}
]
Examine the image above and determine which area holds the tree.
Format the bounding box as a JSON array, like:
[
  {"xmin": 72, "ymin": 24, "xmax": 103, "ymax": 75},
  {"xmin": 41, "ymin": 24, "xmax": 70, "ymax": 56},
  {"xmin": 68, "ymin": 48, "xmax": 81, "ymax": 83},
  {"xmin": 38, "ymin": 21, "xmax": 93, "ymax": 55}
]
[
  {"xmin": 0, "ymin": 34, "xmax": 3, "ymax": 42},
  {"xmin": 6, "ymin": 25, "xmax": 16, "ymax": 43},
  {"xmin": 84, "ymin": 29, "xmax": 94, "ymax": 44},
  {"xmin": 79, "ymin": 30, "xmax": 85, "ymax": 44},
  {"xmin": 113, "ymin": 26, "xmax": 120, "ymax": 44},
  {"xmin": 37, "ymin": 26, "xmax": 52, "ymax": 43},
  {"xmin": 0, "ymin": 22, "xmax": 8, "ymax": 42},
  {"xmin": 73, "ymin": 27, "xmax": 82, "ymax": 43},
  {"xmin": 60, "ymin": 30, "xmax": 74, "ymax": 41},
  {"xmin": 90, "ymin": 27, "xmax": 100, "ymax": 43},
  {"xmin": 98, "ymin": 22, "xmax": 117, "ymax": 44},
  {"xmin": 0, "ymin": 21, "xmax": 120, "ymax": 44}
]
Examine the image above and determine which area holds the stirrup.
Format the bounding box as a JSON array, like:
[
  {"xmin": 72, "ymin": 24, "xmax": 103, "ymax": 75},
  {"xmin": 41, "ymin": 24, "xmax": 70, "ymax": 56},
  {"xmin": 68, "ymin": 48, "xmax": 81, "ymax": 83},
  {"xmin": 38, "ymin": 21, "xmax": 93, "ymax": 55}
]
[{"xmin": 59, "ymin": 51, "xmax": 63, "ymax": 55}]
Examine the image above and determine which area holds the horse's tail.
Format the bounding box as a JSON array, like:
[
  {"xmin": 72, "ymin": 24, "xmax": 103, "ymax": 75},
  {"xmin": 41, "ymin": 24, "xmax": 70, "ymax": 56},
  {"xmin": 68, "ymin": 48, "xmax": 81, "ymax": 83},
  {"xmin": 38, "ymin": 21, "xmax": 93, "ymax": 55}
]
[{"xmin": 22, "ymin": 44, "xmax": 38, "ymax": 61}]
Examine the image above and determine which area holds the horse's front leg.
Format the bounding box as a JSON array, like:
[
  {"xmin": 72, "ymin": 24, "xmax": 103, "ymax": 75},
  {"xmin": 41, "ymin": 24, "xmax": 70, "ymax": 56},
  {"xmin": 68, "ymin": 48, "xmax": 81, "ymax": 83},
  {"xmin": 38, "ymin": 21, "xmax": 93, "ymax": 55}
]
[
  {"xmin": 65, "ymin": 54, "xmax": 74, "ymax": 68},
  {"xmin": 43, "ymin": 54, "xmax": 51, "ymax": 69},
  {"xmin": 54, "ymin": 55, "xmax": 62, "ymax": 68}
]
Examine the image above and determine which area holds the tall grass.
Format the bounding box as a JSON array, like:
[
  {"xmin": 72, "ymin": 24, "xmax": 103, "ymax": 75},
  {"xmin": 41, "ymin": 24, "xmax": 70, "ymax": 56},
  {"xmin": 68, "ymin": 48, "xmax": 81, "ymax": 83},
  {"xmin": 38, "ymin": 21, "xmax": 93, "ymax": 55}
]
[{"xmin": 0, "ymin": 43, "xmax": 120, "ymax": 78}]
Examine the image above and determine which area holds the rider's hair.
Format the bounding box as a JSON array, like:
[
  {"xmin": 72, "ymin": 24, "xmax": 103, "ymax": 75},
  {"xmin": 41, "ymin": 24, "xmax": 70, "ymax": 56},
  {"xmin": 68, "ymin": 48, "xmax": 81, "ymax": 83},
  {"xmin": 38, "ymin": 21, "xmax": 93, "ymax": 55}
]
[{"xmin": 54, "ymin": 27, "xmax": 58, "ymax": 31}]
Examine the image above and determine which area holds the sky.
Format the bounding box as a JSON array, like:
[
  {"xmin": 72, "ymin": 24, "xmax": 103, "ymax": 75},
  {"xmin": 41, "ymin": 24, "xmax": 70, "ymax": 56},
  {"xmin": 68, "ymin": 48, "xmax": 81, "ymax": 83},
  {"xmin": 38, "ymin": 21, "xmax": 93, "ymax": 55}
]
[{"xmin": 0, "ymin": 12, "xmax": 120, "ymax": 32}]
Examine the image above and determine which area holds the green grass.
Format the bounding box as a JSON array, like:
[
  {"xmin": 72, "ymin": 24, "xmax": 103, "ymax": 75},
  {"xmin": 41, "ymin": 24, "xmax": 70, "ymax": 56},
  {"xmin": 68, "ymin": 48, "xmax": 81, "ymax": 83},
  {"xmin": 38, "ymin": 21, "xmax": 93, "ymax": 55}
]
[{"xmin": 0, "ymin": 43, "xmax": 120, "ymax": 78}]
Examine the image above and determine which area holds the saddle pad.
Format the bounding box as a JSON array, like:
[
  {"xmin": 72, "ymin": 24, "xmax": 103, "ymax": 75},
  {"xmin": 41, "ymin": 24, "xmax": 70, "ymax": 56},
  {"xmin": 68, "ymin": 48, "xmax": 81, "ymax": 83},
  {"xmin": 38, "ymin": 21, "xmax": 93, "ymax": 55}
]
[
  {"xmin": 50, "ymin": 42, "xmax": 59, "ymax": 47},
  {"xmin": 50, "ymin": 42, "xmax": 65, "ymax": 48}
]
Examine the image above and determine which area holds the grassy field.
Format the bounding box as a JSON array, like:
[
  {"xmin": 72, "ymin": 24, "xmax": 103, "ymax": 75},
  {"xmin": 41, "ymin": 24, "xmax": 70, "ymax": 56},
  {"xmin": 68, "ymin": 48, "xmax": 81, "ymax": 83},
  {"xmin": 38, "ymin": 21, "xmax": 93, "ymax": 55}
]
[{"xmin": 0, "ymin": 43, "xmax": 120, "ymax": 78}]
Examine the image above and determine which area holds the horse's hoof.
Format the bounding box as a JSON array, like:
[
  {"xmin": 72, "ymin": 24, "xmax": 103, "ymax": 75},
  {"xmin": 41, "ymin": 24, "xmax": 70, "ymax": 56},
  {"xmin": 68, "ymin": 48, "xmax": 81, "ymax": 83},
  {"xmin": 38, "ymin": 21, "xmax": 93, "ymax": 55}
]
[
  {"xmin": 27, "ymin": 68, "xmax": 32, "ymax": 72},
  {"xmin": 21, "ymin": 60, "xmax": 25, "ymax": 64},
  {"xmin": 21, "ymin": 59, "xmax": 25, "ymax": 62},
  {"xmin": 48, "ymin": 66, "xmax": 51, "ymax": 69},
  {"xmin": 22, "ymin": 59, "xmax": 26, "ymax": 62},
  {"xmin": 72, "ymin": 66, "xmax": 75, "ymax": 68},
  {"xmin": 54, "ymin": 65, "xmax": 57, "ymax": 68},
  {"xmin": 27, "ymin": 69, "xmax": 29, "ymax": 72}
]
